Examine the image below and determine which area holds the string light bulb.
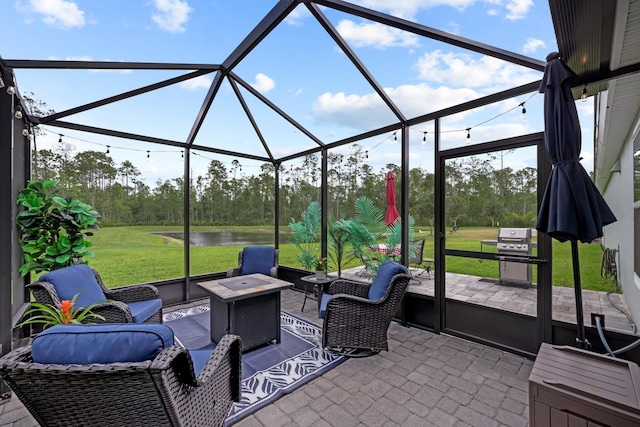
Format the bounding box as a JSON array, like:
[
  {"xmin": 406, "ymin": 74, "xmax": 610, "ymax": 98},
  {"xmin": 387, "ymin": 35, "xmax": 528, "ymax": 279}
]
[
  {"xmin": 146, "ymin": 150, "xmax": 150, "ymax": 162},
  {"xmin": 581, "ymin": 84, "xmax": 588, "ymax": 101},
  {"xmin": 365, "ymin": 150, "xmax": 369, "ymax": 159},
  {"xmin": 106, "ymin": 145, "xmax": 110, "ymax": 154},
  {"xmin": 58, "ymin": 134, "xmax": 63, "ymax": 143},
  {"xmin": 6, "ymin": 85, "xmax": 15, "ymax": 95},
  {"xmin": 422, "ymin": 132, "xmax": 427, "ymax": 146},
  {"xmin": 520, "ymin": 102, "xmax": 526, "ymax": 114},
  {"xmin": 393, "ymin": 131, "xmax": 397, "ymax": 144},
  {"xmin": 466, "ymin": 128, "xmax": 471, "ymax": 139},
  {"xmin": 14, "ymin": 105, "xmax": 23, "ymax": 119},
  {"xmin": 22, "ymin": 125, "xmax": 29, "ymax": 137}
]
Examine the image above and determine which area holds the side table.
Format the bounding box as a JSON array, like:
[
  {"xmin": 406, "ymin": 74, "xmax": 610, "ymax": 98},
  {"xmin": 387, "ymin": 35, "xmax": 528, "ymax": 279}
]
[{"xmin": 300, "ymin": 274, "xmax": 336, "ymax": 314}]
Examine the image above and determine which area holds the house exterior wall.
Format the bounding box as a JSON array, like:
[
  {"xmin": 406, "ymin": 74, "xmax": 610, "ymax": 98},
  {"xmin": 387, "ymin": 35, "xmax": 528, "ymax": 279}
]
[{"xmin": 602, "ymin": 123, "xmax": 640, "ymax": 327}]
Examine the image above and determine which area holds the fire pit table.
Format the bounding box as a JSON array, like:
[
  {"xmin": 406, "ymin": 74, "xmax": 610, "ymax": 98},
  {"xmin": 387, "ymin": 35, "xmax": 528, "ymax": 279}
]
[{"xmin": 198, "ymin": 273, "xmax": 293, "ymax": 352}]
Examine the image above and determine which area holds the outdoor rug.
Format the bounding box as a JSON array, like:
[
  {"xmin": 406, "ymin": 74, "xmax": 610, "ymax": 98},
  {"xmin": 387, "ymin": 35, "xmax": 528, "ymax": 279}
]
[{"xmin": 163, "ymin": 304, "xmax": 346, "ymax": 425}]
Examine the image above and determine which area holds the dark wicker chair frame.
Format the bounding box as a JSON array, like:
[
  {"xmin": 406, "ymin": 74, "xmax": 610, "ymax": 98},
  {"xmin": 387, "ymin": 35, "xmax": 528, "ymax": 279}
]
[
  {"xmin": 322, "ymin": 273, "xmax": 411, "ymax": 357},
  {"xmin": 0, "ymin": 334, "xmax": 242, "ymax": 427},
  {"xmin": 26, "ymin": 268, "xmax": 162, "ymax": 324},
  {"xmin": 407, "ymin": 239, "xmax": 433, "ymax": 279}
]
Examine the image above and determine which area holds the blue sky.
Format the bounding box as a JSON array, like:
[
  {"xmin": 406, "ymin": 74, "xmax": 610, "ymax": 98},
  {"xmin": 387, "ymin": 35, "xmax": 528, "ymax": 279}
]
[{"xmin": 2, "ymin": 0, "xmax": 595, "ymax": 185}]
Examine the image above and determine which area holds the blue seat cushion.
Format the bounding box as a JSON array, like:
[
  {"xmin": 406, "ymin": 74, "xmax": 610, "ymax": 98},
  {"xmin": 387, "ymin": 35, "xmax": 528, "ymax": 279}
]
[
  {"xmin": 31, "ymin": 323, "xmax": 175, "ymax": 365},
  {"xmin": 368, "ymin": 261, "xmax": 408, "ymax": 301},
  {"xmin": 240, "ymin": 246, "xmax": 276, "ymax": 276},
  {"xmin": 39, "ymin": 264, "xmax": 107, "ymax": 309},
  {"xmin": 319, "ymin": 293, "xmax": 332, "ymax": 319},
  {"xmin": 128, "ymin": 298, "xmax": 163, "ymax": 323}
]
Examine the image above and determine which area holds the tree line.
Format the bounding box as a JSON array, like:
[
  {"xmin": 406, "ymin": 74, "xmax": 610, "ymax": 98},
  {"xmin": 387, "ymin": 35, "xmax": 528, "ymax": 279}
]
[{"xmin": 30, "ymin": 141, "xmax": 538, "ymax": 229}]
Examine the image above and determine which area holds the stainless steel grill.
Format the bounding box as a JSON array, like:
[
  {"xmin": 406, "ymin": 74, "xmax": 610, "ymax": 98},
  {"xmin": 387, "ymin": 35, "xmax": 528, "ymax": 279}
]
[{"xmin": 497, "ymin": 228, "xmax": 532, "ymax": 287}]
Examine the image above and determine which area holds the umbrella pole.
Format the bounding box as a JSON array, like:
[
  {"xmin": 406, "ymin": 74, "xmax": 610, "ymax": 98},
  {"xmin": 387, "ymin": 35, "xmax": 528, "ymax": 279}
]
[{"xmin": 571, "ymin": 240, "xmax": 590, "ymax": 349}]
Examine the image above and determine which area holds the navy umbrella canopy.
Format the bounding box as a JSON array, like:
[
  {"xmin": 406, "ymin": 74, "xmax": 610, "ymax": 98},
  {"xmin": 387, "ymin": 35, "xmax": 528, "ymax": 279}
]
[{"xmin": 536, "ymin": 53, "xmax": 617, "ymax": 348}]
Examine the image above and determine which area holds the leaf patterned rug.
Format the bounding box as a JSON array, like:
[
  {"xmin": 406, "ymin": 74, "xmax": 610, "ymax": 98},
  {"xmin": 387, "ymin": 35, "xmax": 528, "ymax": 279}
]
[{"xmin": 164, "ymin": 304, "xmax": 346, "ymax": 425}]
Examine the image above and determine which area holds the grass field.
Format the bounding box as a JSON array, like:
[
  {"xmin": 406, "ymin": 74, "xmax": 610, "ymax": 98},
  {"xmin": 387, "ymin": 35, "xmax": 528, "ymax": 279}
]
[{"xmin": 86, "ymin": 226, "xmax": 618, "ymax": 293}]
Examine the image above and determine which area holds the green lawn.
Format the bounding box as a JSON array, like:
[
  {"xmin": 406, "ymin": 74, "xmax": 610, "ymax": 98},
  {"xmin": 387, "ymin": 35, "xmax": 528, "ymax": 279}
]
[{"xmin": 87, "ymin": 226, "xmax": 618, "ymax": 293}]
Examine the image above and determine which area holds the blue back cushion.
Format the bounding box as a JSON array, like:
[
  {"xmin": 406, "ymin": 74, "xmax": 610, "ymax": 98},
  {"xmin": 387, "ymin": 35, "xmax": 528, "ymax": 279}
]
[
  {"xmin": 31, "ymin": 324, "xmax": 175, "ymax": 364},
  {"xmin": 368, "ymin": 261, "xmax": 408, "ymax": 301},
  {"xmin": 40, "ymin": 264, "xmax": 107, "ymax": 308},
  {"xmin": 240, "ymin": 246, "xmax": 276, "ymax": 275}
]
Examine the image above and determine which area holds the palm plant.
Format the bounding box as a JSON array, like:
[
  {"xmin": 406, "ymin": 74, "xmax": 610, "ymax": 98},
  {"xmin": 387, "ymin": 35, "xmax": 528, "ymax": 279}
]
[
  {"xmin": 288, "ymin": 201, "xmax": 321, "ymax": 270},
  {"xmin": 346, "ymin": 196, "xmax": 417, "ymax": 276},
  {"xmin": 327, "ymin": 219, "xmax": 354, "ymax": 277}
]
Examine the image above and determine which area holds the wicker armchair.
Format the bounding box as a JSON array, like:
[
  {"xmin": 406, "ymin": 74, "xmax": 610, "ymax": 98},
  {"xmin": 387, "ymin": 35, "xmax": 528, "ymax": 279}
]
[
  {"xmin": 0, "ymin": 331, "xmax": 242, "ymax": 427},
  {"xmin": 320, "ymin": 261, "xmax": 411, "ymax": 357},
  {"xmin": 27, "ymin": 264, "xmax": 163, "ymax": 324}
]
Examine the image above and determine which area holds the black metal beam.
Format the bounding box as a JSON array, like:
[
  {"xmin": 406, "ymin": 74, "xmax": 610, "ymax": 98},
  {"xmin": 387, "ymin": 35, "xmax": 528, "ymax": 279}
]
[
  {"xmin": 405, "ymin": 80, "xmax": 541, "ymax": 128},
  {"xmin": 3, "ymin": 59, "xmax": 221, "ymax": 71},
  {"xmin": 228, "ymin": 78, "xmax": 275, "ymax": 160},
  {"xmin": 45, "ymin": 119, "xmax": 272, "ymax": 163},
  {"xmin": 434, "ymin": 117, "xmax": 444, "ymax": 334},
  {"xmin": 229, "ymin": 72, "xmax": 324, "ymax": 146},
  {"xmin": 41, "ymin": 70, "xmax": 214, "ymax": 123},
  {"xmin": 308, "ymin": 0, "xmax": 546, "ymax": 71},
  {"xmin": 186, "ymin": 70, "xmax": 225, "ymax": 147},
  {"xmin": 277, "ymin": 121, "xmax": 399, "ymax": 162},
  {"xmin": 400, "ymin": 124, "xmax": 409, "ymax": 266},
  {"xmin": 222, "ymin": 0, "xmax": 300, "ymax": 72},
  {"xmin": 306, "ymin": 2, "xmax": 405, "ymax": 121},
  {"xmin": 183, "ymin": 148, "xmax": 191, "ymax": 303},
  {"xmin": 0, "ymin": 66, "xmax": 14, "ymax": 361}
]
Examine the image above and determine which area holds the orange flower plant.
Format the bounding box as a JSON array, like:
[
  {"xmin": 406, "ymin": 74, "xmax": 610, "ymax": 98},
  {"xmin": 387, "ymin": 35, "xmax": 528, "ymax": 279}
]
[{"xmin": 16, "ymin": 294, "xmax": 105, "ymax": 329}]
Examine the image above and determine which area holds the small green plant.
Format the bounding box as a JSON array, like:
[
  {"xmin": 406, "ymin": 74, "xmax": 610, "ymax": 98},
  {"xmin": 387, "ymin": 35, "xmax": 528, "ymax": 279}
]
[
  {"xmin": 328, "ymin": 219, "xmax": 354, "ymax": 277},
  {"xmin": 16, "ymin": 180, "xmax": 100, "ymax": 276},
  {"xmin": 313, "ymin": 256, "xmax": 328, "ymax": 271},
  {"xmin": 288, "ymin": 201, "xmax": 321, "ymax": 270},
  {"xmin": 15, "ymin": 294, "xmax": 105, "ymax": 329}
]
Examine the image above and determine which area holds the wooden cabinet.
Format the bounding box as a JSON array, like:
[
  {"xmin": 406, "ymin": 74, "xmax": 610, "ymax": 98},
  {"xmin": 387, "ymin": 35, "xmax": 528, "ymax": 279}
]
[{"xmin": 529, "ymin": 343, "xmax": 640, "ymax": 426}]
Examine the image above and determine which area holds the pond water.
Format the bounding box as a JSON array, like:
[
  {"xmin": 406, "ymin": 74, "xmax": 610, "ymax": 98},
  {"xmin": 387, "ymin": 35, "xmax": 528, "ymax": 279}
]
[{"xmin": 156, "ymin": 230, "xmax": 278, "ymax": 247}]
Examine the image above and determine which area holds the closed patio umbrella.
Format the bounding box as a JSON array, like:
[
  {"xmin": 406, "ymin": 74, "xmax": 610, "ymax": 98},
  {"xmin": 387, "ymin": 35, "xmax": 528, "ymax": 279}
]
[
  {"xmin": 385, "ymin": 171, "xmax": 400, "ymax": 226},
  {"xmin": 536, "ymin": 53, "xmax": 617, "ymax": 349}
]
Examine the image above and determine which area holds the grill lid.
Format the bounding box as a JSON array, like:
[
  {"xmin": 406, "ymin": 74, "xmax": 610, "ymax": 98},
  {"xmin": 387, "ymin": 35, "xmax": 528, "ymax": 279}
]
[{"xmin": 498, "ymin": 228, "xmax": 531, "ymax": 242}]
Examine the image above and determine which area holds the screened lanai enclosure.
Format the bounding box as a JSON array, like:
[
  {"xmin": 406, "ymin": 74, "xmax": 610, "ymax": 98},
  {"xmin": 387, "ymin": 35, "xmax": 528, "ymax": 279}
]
[{"xmin": 3, "ymin": 0, "xmax": 640, "ymax": 388}]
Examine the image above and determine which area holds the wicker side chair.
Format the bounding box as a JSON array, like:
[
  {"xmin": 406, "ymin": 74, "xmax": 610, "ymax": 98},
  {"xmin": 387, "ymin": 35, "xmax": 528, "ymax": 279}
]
[
  {"xmin": 0, "ymin": 327, "xmax": 242, "ymax": 427},
  {"xmin": 27, "ymin": 264, "xmax": 163, "ymax": 324},
  {"xmin": 320, "ymin": 261, "xmax": 411, "ymax": 357}
]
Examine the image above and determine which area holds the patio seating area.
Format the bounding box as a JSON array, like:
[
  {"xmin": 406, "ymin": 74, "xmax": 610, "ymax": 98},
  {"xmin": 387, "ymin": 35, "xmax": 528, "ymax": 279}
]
[{"xmin": 0, "ymin": 285, "xmax": 533, "ymax": 427}]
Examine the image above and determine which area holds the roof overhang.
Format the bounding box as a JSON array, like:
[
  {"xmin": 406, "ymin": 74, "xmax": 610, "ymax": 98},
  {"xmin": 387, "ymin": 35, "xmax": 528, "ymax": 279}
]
[{"xmin": 550, "ymin": 0, "xmax": 640, "ymax": 190}]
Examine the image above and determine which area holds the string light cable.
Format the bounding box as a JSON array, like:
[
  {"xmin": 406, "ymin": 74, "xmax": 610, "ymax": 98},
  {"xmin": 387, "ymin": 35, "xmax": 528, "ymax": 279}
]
[{"xmin": 413, "ymin": 91, "xmax": 538, "ymax": 140}]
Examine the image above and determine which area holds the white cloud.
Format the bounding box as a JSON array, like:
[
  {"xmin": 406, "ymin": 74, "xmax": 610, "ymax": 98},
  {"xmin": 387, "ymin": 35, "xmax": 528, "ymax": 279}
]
[
  {"xmin": 505, "ymin": 0, "xmax": 533, "ymax": 20},
  {"xmin": 151, "ymin": 0, "xmax": 193, "ymax": 33},
  {"xmin": 522, "ymin": 37, "xmax": 545, "ymax": 54},
  {"xmin": 179, "ymin": 75, "xmax": 212, "ymax": 90},
  {"xmin": 446, "ymin": 21, "xmax": 461, "ymax": 35},
  {"xmin": 21, "ymin": 0, "xmax": 85, "ymax": 30},
  {"xmin": 251, "ymin": 73, "xmax": 275, "ymax": 94},
  {"xmin": 415, "ymin": 50, "xmax": 540, "ymax": 90},
  {"xmin": 285, "ymin": 4, "xmax": 311, "ymax": 26},
  {"xmin": 349, "ymin": 0, "xmax": 534, "ymax": 21},
  {"xmin": 351, "ymin": 0, "xmax": 476, "ymax": 20},
  {"xmin": 336, "ymin": 20, "xmax": 419, "ymax": 49},
  {"xmin": 312, "ymin": 83, "xmax": 479, "ymax": 130}
]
